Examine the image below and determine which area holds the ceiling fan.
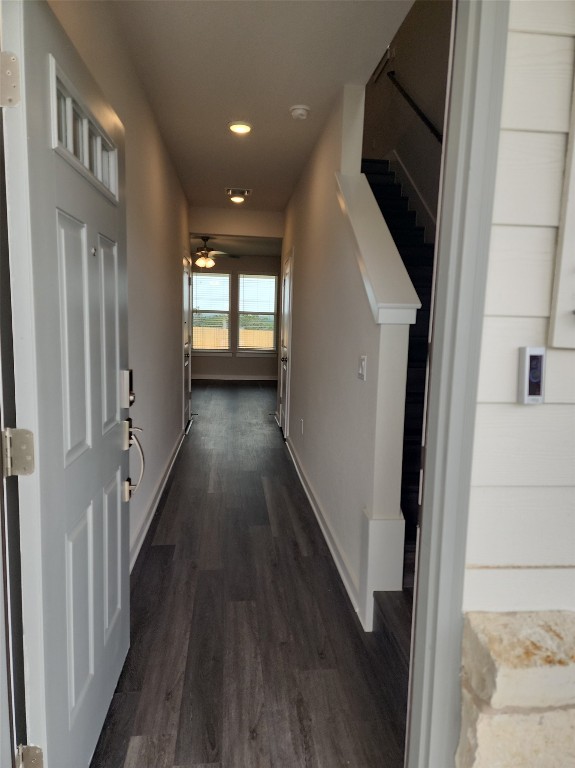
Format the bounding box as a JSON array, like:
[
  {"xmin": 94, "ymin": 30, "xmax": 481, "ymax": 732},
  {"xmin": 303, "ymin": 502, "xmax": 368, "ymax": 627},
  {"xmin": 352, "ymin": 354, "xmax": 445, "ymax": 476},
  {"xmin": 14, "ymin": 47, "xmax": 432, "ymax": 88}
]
[{"xmin": 191, "ymin": 235, "xmax": 228, "ymax": 268}]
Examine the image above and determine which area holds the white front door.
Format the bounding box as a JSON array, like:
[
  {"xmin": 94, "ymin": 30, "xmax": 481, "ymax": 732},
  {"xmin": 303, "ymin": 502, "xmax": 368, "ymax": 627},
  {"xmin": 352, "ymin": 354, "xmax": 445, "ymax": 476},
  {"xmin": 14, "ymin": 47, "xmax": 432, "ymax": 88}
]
[
  {"xmin": 2, "ymin": 2, "xmax": 129, "ymax": 766},
  {"xmin": 279, "ymin": 251, "xmax": 293, "ymax": 437}
]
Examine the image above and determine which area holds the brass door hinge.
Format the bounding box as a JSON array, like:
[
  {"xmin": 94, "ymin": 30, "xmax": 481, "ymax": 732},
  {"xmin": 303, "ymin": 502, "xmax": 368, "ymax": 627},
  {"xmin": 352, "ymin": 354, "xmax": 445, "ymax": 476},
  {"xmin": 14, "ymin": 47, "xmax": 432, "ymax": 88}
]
[
  {"xmin": 16, "ymin": 745, "xmax": 43, "ymax": 768},
  {"xmin": 2, "ymin": 428, "xmax": 35, "ymax": 478},
  {"xmin": 1, "ymin": 51, "xmax": 20, "ymax": 107}
]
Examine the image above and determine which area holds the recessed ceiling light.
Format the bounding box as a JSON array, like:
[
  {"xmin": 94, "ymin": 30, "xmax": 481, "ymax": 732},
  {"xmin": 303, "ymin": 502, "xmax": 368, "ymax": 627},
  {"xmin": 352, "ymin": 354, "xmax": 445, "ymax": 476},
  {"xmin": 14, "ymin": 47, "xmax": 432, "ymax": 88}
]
[
  {"xmin": 230, "ymin": 195, "xmax": 245, "ymax": 204},
  {"xmin": 229, "ymin": 121, "xmax": 252, "ymax": 135}
]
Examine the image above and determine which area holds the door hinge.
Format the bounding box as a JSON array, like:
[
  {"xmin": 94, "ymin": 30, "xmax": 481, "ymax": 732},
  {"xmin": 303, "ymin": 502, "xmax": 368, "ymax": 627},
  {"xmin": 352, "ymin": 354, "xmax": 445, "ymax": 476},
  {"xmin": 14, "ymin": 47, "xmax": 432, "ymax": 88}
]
[
  {"xmin": 1, "ymin": 51, "xmax": 20, "ymax": 107},
  {"xmin": 2, "ymin": 428, "xmax": 35, "ymax": 478},
  {"xmin": 16, "ymin": 745, "xmax": 43, "ymax": 768}
]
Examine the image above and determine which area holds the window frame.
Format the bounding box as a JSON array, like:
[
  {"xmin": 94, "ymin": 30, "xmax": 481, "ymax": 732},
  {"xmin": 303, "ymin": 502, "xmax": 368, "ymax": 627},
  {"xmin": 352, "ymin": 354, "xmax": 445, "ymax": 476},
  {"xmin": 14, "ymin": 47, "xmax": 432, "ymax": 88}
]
[
  {"xmin": 237, "ymin": 273, "xmax": 278, "ymax": 353},
  {"xmin": 191, "ymin": 267, "xmax": 279, "ymax": 357},
  {"xmin": 191, "ymin": 271, "xmax": 232, "ymax": 353}
]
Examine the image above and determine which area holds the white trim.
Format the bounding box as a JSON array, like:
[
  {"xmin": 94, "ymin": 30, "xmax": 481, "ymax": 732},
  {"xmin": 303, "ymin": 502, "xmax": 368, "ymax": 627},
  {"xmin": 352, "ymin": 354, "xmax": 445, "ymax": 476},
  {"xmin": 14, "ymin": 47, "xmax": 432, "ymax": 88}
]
[
  {"xmin": 549, "ymin": 67, "xmax": 575, "ymax": 349},
  {"xmin": 359, "ymin": 513, "xmax": 405, "ymax": 631},
  {"xmin": 387, "ymin": 149, "xmax": 437, "ymax": 244},
  {"xmin": 335, "ymin": 172, "xmax": 420, "ymax": 324},
  {"xmin": 406, "ymin": 2, "xmax": 510, "ymax": 767},
  {"xmin": 129, "ymin": 431, "xmax": 184, "ymax": 570},
  {"xmin": 286, "ymin": 438, "xmax": 360, "ymax": 614},
  {"xmin": 191, "ymin": 374, "xmax": 277, "ymax": 381}
]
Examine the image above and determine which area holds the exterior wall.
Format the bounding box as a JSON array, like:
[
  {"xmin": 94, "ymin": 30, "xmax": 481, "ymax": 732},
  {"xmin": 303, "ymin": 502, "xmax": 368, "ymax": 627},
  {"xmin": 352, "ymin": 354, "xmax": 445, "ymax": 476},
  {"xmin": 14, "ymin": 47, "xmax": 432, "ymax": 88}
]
[
  {"xmin": 48, "ymin": 1, "xmax": 190, "ymax": 563},
  {"xmin": 458, "ymin": 5, "xmax": 575, "ymax": 763},
  {"xmin": 190, "ymin": 253, "xmax": 281, "ymax": 380},
  {"xmin": 464, "ymin": 0, "xmax": 575, "ymax": 613}
]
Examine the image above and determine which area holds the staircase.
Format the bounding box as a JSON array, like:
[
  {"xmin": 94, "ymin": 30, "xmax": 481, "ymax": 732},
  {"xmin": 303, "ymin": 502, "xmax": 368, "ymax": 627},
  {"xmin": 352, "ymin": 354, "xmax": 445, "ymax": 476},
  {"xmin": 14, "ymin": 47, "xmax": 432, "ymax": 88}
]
[
  {"xmin": 361, "ymin": 159, "xmax": 434, "ymax": 550},
  {"xmin": 361, "ymin": 158, "xmax": 434, "ymax": 710}
]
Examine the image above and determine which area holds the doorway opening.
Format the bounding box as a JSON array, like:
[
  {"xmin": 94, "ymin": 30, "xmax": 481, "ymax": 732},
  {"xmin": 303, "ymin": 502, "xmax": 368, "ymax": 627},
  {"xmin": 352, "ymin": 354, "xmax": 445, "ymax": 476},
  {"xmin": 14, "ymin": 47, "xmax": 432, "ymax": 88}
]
[{"xmin": 361, "ymin": 0, "xmax": 454, "ymax": 713}]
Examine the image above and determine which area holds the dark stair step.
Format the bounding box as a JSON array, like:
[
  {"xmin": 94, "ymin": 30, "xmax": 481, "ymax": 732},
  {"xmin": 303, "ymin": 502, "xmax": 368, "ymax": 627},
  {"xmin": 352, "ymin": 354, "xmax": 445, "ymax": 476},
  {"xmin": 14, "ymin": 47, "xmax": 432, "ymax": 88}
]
[
  {"xmin": 376, "ymin": 197, "xmax": 411, "ymax": 216},
  {"xmin": 361, "ymin": 158, "xmax": 391, "ymax": 175},
  {"xmin": 391, "ymin": 228, "xmax": 426, "ymax": 247},
  {"xmin": 400, "ymin": 244, "xmax": 435, "ymax": 260},
  {"xmin": 363, "ymin": 171, "xmax": 397, "ymax": 186},
  {"xmin": 384, "ymin": 211, "xmax": 418, "ymax": 231},
  {"xmin": 405, "ymin": 363, "xmax": 427, "ymax": 381},
  {"xmin": 371, "ymin": 588, "xmax": 413, "ymax": 726},
  {"xmin": 370, "ymin": 183, "xmax": 404, "ymax": 202},
  {"xmin": 373, "ymin": 590, "xmax": 413, "ymax": 668}
]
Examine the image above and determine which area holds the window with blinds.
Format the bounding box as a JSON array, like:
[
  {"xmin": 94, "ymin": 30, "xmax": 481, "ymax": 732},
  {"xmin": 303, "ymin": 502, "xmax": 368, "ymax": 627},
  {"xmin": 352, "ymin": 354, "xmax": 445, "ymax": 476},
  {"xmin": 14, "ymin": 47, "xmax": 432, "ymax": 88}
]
[
  {"xmin": 192, "ymin": 272, "xmax": 230, "ymax": 350},
  {"xmin": 238, "ymin": 274, "xmax": 277, "ymax": 351}
]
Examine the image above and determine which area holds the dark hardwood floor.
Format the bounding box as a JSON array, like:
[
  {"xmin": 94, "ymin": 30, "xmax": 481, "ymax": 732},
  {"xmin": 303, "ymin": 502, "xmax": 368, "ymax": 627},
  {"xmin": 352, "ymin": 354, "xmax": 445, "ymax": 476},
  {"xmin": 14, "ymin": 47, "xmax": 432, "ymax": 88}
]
[{"xmin": 90, "ymin": 382, "xmax": 407, "ymax": 768}]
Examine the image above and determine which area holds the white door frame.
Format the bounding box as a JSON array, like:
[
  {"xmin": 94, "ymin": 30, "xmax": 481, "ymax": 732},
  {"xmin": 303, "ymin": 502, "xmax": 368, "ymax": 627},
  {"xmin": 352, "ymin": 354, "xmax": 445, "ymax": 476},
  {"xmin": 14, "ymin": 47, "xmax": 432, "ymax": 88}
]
[
  {"xmin": 183, "ymin": 254, "xmax": 192, "ymax": 428},
  {"xmin": 278, "ymin": 249, "xmax": 293, "ymax": 437},
  {"xmin": 406, "ymin": 1, "xmax": 509, "ymax": 765},
  {"xmin": 0, "ymin": 527, "xmax": 14, "ymax": 768}
]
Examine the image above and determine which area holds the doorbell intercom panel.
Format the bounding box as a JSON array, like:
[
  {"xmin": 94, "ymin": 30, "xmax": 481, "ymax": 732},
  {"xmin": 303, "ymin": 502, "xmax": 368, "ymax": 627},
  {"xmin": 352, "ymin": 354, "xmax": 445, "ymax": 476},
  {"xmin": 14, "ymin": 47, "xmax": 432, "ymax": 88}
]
[{"xmin": 518, "ymin": 347, "xmax": 546, "ymax": 405}]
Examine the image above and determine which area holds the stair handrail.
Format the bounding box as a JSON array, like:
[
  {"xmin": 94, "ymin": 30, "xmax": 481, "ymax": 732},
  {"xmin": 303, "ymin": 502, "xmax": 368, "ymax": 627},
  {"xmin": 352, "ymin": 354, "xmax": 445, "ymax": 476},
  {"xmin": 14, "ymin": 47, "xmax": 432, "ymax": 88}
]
[{"xmin": 387, "ymin": 71, "xmax": 443, "ymax": 144}]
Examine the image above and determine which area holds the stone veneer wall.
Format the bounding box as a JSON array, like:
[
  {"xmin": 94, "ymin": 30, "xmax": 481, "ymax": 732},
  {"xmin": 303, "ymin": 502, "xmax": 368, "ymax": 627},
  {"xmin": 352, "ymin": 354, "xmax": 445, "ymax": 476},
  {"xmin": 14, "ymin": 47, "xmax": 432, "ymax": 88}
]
[{"xmin": 456, "ymin": 612, "xmax": 575, "ymax": 767}]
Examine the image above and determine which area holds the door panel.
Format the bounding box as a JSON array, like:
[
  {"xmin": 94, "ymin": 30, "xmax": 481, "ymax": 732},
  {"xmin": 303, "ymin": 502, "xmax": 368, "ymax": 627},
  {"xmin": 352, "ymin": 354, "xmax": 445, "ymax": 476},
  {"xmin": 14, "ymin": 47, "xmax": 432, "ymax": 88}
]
[
  {"xmin": 100, "ymin": 236, "xmax": 120, "ymax": 434},
  {"xmin": 2, "ymin": 2, "xmax": 129, "ymax": 766},
  {"xmin": 57, "ymin": 210, "xmax": 91, "ymax": 462}
]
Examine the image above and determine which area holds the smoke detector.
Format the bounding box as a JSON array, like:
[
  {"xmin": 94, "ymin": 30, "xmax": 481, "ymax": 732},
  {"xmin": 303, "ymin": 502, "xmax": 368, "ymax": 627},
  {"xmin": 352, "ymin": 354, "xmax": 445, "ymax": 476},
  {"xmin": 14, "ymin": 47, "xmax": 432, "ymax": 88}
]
[{"xmin": 290, "ymin": 104, "xmax": 310, "ymax": 120}]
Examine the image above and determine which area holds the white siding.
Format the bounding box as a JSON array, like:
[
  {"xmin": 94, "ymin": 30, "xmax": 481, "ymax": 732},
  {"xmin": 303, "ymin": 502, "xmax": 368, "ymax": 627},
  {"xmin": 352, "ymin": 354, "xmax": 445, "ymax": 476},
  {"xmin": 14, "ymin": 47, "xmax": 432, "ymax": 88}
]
[{"xmin": 464, "ymin": 5, "xmax": 575, "ymax": 611}]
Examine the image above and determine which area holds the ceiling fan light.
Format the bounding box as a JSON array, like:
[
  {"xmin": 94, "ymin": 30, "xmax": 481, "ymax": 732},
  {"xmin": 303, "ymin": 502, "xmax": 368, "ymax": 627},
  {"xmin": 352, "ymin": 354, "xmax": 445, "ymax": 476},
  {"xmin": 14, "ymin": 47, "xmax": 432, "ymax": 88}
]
[
  {"xmin": 229, "ymin": 121, "xmax": 252, "ymax": 135},
  {"xmin": 195, "ymin": 256, "xmax": 207, "ymax": 268},
  {"xmin": 205, "ymin": 256, "xmax": 215, "ymax": 268}
]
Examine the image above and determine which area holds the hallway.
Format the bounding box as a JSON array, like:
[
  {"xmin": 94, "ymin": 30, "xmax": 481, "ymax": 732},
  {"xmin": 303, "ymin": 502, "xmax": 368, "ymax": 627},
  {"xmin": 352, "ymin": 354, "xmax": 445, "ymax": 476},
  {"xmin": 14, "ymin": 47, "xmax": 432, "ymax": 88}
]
[{"xmin": 89, "ymin": 382, "xmax": 406, "ymax": 768}]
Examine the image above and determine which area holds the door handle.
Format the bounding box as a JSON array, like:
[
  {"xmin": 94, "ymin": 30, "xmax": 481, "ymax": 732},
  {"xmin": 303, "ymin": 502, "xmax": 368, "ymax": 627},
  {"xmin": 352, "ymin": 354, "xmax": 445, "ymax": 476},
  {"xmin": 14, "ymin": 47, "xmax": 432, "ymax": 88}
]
[{"xmin": 122, "ymin": 423, "xmax": 145, "ymax": 502}]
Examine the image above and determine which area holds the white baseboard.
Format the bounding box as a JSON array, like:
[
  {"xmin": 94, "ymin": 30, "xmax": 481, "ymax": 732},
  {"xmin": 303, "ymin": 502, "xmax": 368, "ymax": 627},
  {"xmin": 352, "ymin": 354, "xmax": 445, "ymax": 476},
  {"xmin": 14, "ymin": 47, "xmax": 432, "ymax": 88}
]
[
  {"xmin": 191, "ymin": 374, "xmax": 278, "ymax": 381},
  {"xmin": 129, "ymin": 431, "xmax": 185, "ymax": 571},
  {"xmin": 286, "ymin": 439, "xmax": 360, "ymax": 614},
  {"xmin": 387, "ymin": 149, "xmax": 437, "ymax": 244}
]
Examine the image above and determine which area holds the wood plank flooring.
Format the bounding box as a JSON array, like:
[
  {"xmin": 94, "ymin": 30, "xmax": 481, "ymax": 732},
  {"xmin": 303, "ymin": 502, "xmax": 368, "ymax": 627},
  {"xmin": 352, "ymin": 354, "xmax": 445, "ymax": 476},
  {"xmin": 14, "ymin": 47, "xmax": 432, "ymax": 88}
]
[{"xmin": 90, "ymin": 382, "xmax": 406, "ymax": 768}]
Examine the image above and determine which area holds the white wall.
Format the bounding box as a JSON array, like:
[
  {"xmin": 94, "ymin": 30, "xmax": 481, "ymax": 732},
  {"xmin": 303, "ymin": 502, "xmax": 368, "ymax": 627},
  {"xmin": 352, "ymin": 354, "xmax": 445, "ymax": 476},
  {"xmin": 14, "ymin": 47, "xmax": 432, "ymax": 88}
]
[
  {"xmin": 189, "ymin": 206, "xmax": 284, "ymax": 239},
  {"xmin": 49, "ymin": 1, "xmax": 190, "ymax": 563},
  {"xmin": 283, "ymin": 86, "xmax": 386, "ymax": 596},
  {"xmin": 464, "ymin": 0, "xmax": 575, "ymax": 611}
]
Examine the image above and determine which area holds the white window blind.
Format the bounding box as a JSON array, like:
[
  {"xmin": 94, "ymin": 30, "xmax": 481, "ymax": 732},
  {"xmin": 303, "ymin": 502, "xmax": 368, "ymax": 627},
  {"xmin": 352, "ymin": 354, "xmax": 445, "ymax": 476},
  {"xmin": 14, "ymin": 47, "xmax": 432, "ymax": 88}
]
[
  {"xmin": 192, "ymin": 272, "xmax": 230, "ymax": 350},
  {"xmin": 238, "ymin": 274, "xmax": 277, "ymax": 351}
]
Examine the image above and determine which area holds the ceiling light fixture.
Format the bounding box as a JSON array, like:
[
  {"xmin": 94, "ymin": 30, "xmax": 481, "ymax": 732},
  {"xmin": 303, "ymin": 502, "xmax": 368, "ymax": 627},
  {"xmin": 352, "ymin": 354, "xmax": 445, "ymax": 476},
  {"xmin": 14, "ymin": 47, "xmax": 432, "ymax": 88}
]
[
  {"xmin": 290, "ymin": 104, "xmax": 310, "ymax": 120},
  {"xmin": 229, "ymin": 121, "xmax": 252, "ymax": 135},
  {"xmin": 192, "ymin": 235, "xmax": 227, "ymax": 269},
  {"xmin": 226, "ymin": 188, "xmax": 251, "ymax": 204}
]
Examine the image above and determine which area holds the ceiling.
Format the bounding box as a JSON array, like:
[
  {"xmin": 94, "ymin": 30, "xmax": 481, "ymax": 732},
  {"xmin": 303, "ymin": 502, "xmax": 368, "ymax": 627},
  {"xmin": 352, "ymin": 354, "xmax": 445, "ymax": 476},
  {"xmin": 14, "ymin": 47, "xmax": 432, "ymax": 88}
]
[
  {"xmin": 110, "ymin": 0, "xmax": 412, "ymax": 213},
  {"xmin": 189, "ymin": 233, "xmax": 282, "ymax": 259}
]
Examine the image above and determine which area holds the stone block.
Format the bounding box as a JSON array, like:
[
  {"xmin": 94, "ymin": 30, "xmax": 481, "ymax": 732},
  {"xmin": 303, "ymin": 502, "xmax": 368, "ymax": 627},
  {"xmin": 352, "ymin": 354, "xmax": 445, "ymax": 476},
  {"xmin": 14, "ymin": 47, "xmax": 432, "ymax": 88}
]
[
  {"xmin": 463, "ymin": 611, "xmax": 575, "ymax": 709},
  {"xmin": 456, "ymin": 687, "xmax": 575, "ymax": 768}
]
